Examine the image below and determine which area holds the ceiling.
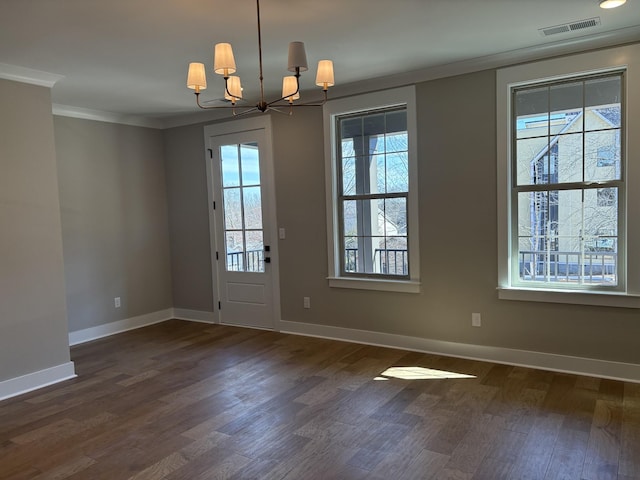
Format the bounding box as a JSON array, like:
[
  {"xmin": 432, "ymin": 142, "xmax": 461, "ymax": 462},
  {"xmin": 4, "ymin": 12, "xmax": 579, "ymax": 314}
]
[{"xmin": 1, "ymin": 0, "xmax": 640, "ymax": 126}]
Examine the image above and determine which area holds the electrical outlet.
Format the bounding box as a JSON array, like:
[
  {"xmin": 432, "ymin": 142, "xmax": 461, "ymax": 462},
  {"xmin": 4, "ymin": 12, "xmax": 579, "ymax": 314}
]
[
  {"xmin": 472, "ymin": 312, "xmax": 481, "ymax": 327},
  {"xmin": 114, "ymin": 297, "xmax": 121, "ymax": 308},
  {"xmin": 279, "ymin": 227, "xmax": 286, "ymax": 239},
  {"xmin": 303, "ymin": 297, "xmax": 311, "ymax": 309}
]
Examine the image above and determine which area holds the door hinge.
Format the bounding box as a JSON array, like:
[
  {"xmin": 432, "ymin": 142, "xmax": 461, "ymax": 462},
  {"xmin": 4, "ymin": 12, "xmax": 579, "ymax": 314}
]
[
  {"xmin": 216, "ymin": 251, "xmax": 219, "ymax": 260},
  {"xmin": 207, "ymin": 148, "xmax": 213, "ymax": 158},
  {"xmin": 218, "ymin": 301, "xmax": 221, "ymax": 310},
  {"xmin": 213, "ymin": 201, "xmax": 216, "ymax": 209}
]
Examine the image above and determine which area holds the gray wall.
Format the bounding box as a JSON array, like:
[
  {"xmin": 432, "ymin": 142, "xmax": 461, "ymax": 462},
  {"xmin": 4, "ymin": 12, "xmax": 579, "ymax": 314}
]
[
  {"xmin": 164, "ymin": 68, "xmax": 640, "ymax": 367},
  {"xmin": 162, "ymin": 123, "xmax": 213, "ymax": 311},
  {"xmin": 0, "ymin": 79, "xmax": 71, "ymax": 382},
  {"xmin": 54, "ymin": 116, "xmax": 172, "ymax": 332}
]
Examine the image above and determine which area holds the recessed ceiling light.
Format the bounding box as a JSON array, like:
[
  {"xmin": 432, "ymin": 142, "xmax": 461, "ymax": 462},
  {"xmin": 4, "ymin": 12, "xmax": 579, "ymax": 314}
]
[{"xmin": 599, "ymin": 0, "xmax": 627, "ymax": 8}]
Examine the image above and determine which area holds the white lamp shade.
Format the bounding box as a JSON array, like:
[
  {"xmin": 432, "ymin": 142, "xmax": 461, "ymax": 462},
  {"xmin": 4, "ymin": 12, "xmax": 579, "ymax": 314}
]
[
  {"xmin": 315, "ymin": 60, "xmax": 335, "ymax": 87},
  {"xmin": 214, "ymin": 43, "xmax": 236, "ymax": 75},
  {"xmin": 287, "ymin": 42, "xmax": 308, "ymax": 72},
  {"xmin": 599, "ymin": 0, "xmax": 626, "ymax": 7},
  {"xmin": 224, "ymin": 76, "xmax": 243, "ymax": 101},
  {"xmin": 282, "ymin": 76, "xmax": 300, "ymax": 100},
  {"xmin": 187, "ymin": 62, "xmax": 207, "ymax": 90}
]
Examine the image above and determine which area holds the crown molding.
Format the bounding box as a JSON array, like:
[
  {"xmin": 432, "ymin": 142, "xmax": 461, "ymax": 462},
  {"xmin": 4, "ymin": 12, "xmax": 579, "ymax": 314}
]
[
  {"xmin": 0, "ymin": 62, "xmax": 64, "ymax": 88},
  {"xmin": 326, "ymin": 25, "xmax": 640, "ymax": 103},
  {"xmin": 52, "ymin": 104, "xmax": 164, "ymax": 129}
]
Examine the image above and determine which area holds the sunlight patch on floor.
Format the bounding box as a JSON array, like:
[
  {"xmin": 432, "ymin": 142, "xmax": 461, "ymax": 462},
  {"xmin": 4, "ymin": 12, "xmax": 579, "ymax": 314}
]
[{"xmin": 374, "ymin": 366, "xmax": 476, "ymax": 381}]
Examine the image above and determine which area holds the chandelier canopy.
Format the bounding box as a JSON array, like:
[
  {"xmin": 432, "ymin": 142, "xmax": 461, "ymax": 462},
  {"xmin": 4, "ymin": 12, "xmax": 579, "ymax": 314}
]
[{"xmin": 186, "ymin": 0, "xmax": 335, "ymax": 115}]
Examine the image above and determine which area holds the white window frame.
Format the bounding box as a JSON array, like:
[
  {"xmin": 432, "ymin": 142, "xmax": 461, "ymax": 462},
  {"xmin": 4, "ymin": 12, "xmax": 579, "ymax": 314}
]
[
  {"xmin": 324, "ymin": 86, "xmax": 420, "ymax": 293},
  {"xmin": 497, "ymin": 44, "xmax": 640, "ymax": 308}
]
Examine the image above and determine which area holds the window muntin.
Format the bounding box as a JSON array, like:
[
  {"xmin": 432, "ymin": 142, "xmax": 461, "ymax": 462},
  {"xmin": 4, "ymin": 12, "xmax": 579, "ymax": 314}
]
[
  {"xmin": 337, "ymin": 107, "xmax": 409, "ymax": 278},
  {"xmin": 511, "ymin": 72, "xmax": 623, "ymax": 288}
]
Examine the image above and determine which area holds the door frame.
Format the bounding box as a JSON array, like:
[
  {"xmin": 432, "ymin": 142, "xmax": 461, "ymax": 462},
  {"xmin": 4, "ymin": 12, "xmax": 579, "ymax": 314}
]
[{"xmin": 204, "ymin": 115, "xmax": 281, "ymax": 329}]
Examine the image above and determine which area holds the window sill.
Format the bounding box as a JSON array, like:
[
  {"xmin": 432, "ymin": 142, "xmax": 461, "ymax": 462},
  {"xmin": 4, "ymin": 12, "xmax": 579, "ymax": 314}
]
[
  {"xmin": 328, "ymin": 277, "xmax": 421, "ymax": 293},
  {"xmin": 497, "ymin": 286, "xmax": 640, "ymax": 308}
]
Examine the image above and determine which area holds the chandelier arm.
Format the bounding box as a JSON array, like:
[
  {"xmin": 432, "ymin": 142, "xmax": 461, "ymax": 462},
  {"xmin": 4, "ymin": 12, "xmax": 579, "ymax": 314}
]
[
  {"xmin": 231, "ymin": 106, "xmax": 260, "ymax": 118},
  {"xmin": 268, "ymin": 89, "xmax": 329, "ymax": 108},
  {"xmin": 195, "ymin": 92, "xmax": 255, "ymax": 110}
]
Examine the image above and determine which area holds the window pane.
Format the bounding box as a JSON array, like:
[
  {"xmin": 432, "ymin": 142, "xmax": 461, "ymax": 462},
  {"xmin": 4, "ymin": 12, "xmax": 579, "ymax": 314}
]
[
  {"xmin": 371, "ymin": 199, "xmax": 386, "ymax": 237},
  {"xmin": 515, "ymin": 86, "xmax": 549, "ymax": 139},
  {"xmin": 386, "ymin": 153, "xmax": 408, "ymax": 193},
  {"xmin": 341, "ymin": 137, "xmax": 355, "ymax": 159},
  {"xmin": 516, "ymin": 137, "xmax": 549, "ymax": 185},
  {"xmin": 550, "ymin": 82, "xmax": 583, "ymax": 128},
  {"xmin": 343, "ymin": 200, "xmax": 357, "ymax": 238},
  {"xmin": 379, "ymin": 236, "xmax": 408, "ymax": 276},
  {"xmin": 385, "ymin": 110, "xmax": 407, "ymax": 143},
  {"xmin": 339, "ymin": 117, "xmax": 364, "ymax": 156},
  {"xmin": 375, "ymin": 154, "xmax": 386, "ymax": 194},
  {"xmin": 244, "ymin": 230, "xmax": 264, "ymax": 273},
  {"xmin": 585, "ymin": 131, "xmax": 621, "ymax": 182},
  {"xmin": 225, "ymin": 231, "xmax": 244, "ymax": 272},
  {"xmin": 344, "ymin": 236, "xmax": 358, "ymax": 272},
  {"xmin": 223, "ymin": 188, "xmax": 242, "ymax": 230},
  {"xmin": 342, "ymin": 157, "xmax": 356, "ymax": 195},
  {"xmin": 585, "ymin": 76, "xmax": 621, "ymax": 131},
  {"xmin": 584, "ymin": 188, "xmax": 618, "ymax": 239},
  {"xmin": 363, "ymin": 113, "xmax": 385, "ymax": 138},
  {"xmin": 556, "ymin": 133, "xmax": 583, "ymax": 184},
  {"xmin": 221, "ymin": 145, "xmax": 240, "ymax": 187},
  {"xmin": 385, "ymin": 132, "xmax": 407, "ymax": 154},
  {"xmin": 384, "ymin": 197, "xmax": 407, "ymax": 235},
  {"xmin": 240, "ymin": 143, "xmax": 260, "ymax": 186},
  {"xmin": 242, "ymin": 186, "xmax": 262, "ymax": 230}
]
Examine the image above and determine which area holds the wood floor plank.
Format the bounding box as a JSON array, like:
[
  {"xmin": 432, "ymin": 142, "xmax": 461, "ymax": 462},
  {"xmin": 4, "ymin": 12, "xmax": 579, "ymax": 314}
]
[
  {"xmin": 582, "ymin": 399, "xmax": 623, "ymax": 480},
  {"xmin": 1, "ymin": 320, "xmax": 639, "ymax": 480}
]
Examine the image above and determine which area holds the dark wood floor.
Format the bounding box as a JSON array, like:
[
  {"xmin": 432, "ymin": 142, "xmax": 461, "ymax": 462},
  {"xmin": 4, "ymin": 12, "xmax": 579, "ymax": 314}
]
[{"xmin": 1, "ymin": 320, "xmax": 639, "ymax": 479}]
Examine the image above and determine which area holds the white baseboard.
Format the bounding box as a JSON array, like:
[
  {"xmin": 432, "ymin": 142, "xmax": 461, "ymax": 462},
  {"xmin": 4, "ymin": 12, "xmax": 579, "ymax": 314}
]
[
  {"xmin": 68, "ymin": 308, "xmax": 174, "ymax": 346},
  {"xmin": 279, "ymin": 320, "xmax": 640, "ymax": 384},
  {"xmin": 172, "ymin": 308, "xmax": 216, "ymax": 324},
  {"xmin": 0, "ymin": 362, "xmax": 76, "ymax": 402}
]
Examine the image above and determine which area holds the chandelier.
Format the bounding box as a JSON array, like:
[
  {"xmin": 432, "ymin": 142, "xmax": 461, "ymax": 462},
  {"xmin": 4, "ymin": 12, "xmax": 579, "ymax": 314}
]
[{"xmin": 186, "ymin": 0, "xmax": 335, "ymax": 115}]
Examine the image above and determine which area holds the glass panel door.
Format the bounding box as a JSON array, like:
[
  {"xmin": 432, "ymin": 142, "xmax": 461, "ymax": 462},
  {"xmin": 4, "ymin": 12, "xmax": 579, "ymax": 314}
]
[{"xmin": 220, "ymin": 142, "xmax": 265, "ymax": 273}]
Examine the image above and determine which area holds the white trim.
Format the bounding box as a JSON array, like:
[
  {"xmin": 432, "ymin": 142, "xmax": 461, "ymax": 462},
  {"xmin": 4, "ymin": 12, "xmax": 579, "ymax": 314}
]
[
  {"xmin": 0, "ymin": 62, "xmax": 64, "ymax": 87},
  {"xmin": 52, "ymin": 104, "xmax": 163, "ymax": 129},
  {"xmin": 279, "ymin": 320, "xmax": 640, "ymax": 384},
  {"xmin": 498, "ymin": 287, "xmax": 640, "ymax": 308},
  {"xmin": 0, "ymin": 362, "xmax": 76, "ymax": 402},
  {"xmin": 172, "ymin": 308, "xmax": 216, "ymax": 323},
  {"xmin": 68, "ymin": 308, "xmax": 173, "ymax": 346},
  {"xmin": 327, "ymin": 277, "xmax": 421, "ymax": 294},
  {"xmin": 323, "ymin": 86, "xmax": 420, "ymax": 291}
]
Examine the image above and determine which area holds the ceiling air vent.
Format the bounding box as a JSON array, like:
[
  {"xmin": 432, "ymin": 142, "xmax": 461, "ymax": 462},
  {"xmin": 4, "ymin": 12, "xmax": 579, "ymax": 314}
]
[{"xmin": 539, "ymin": 17, "xmax": 601, "ymax": 36}]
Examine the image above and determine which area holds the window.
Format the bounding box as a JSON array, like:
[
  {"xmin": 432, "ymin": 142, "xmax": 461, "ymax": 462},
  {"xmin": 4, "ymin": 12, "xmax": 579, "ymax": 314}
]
[
  {"xmin": 497, "ymin": 44, "xmax": 640, "ymax": 308},
  {"xmin": 324, "ymin": 87, "xmax": 420, "ymax": 293},
  {"xmin": 513, "ymin": 72, "xmax": 622, "ymax": 288}
]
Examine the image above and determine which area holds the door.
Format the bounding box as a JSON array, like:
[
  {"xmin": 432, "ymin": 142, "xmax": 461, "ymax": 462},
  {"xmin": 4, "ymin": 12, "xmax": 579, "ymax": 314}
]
[{"xmin": 206, "ymin": 120, "xmax": 277, "ymax": 330}]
